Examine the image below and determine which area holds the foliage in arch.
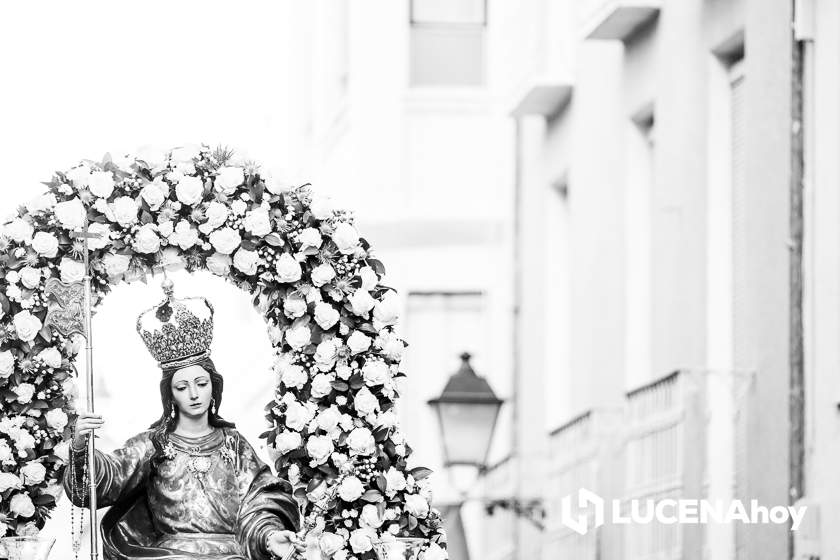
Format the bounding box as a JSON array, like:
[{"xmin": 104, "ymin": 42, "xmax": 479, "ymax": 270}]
[{"xmin": 0, "ymin": 145, "xmax": 446, "ymax": 558}]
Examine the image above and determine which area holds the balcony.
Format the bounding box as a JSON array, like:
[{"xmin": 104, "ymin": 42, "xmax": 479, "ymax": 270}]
[
  {"xmin": 509, "ymin": 75, "xmax": 574, "ymax": 118},
  {"xmin": 580, "ymin": 0, "xmax": 661, "ymax": 42}
]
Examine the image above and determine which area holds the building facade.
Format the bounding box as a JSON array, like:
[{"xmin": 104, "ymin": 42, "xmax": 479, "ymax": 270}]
[{"xmin": 284, "ymin": 0, "xmax": 840, "ymax": 559}]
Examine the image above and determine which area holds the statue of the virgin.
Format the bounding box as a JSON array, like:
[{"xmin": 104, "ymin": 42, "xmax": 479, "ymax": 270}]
[{"xmin": 62, "ymin": 283, "xmax": 304, "ymax": 560}]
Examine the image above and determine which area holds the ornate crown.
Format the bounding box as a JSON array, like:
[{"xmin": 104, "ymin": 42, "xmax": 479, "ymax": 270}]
[{"xmin": 136, "ymin": 278, "xmax": 214, "ymax": 370}]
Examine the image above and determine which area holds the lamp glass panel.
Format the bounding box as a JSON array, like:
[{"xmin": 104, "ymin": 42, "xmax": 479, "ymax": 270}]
[{"xmin": 436, "ymin": 400, "xmax": 499, "ymax": 466}]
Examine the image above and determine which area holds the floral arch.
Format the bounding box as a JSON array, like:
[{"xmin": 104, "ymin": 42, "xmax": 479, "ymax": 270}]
[{"xmin": 0, "ymin": 144, "xmax": 446, "ymax": 558}]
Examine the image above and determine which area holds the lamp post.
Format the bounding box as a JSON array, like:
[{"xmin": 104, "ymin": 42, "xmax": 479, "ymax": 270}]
[
  {"xmin": 427, "ymin": 352, "xmax": 504, "ymax": 470},
  {"xmin": 427, "ymin": 352, "xmax": 544, "ymax": 530}
]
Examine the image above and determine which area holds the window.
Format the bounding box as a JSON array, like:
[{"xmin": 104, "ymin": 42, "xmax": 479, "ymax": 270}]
[{"xmin": 409, "ymin": 0, "xmax": 486, "ymax": 87}]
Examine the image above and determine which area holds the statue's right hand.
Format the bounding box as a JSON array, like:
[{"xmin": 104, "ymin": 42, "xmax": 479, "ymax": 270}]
[{"xmin": 72, "ymin": 412, "xmax": 104, "ymax": 449}]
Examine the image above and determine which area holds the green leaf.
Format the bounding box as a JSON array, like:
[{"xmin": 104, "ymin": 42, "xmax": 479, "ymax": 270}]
[
  {"xmin": 409, "ymin": 467, "xmax": 433, "ymax": 481},
  {"xmin": 264, "ymin": 234, "xmax": 283, "ymax": 247},
  {"xmin": 368, "ymin": 258, "xmax": 386, "ymax": 277},
  {"xmin": 361, "ymin": 490, "xmax": 384, "ymax": 503},
  {"xmin": 331, "ymin": 381, "xmax": 349, "ymax": 392}
]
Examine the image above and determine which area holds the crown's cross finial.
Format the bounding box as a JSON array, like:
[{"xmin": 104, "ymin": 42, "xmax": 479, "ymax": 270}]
[{"xmin": 162, "ymin": 277, "xmax": 175, "ymax": 299}]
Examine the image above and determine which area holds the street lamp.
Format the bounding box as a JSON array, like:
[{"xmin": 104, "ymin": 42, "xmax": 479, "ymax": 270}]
[{"xmin": 427, "ymin": 352, "xmax": 504, "ymax": 470}]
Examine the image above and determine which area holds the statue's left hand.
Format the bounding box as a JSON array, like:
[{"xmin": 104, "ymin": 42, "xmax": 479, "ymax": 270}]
[{"xmin": 266, "ymin": 529, "xmax": 306, "ymax": 560}]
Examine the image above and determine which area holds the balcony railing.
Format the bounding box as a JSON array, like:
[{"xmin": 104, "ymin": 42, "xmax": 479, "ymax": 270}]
[{"xmin": 544, "ymin": 408, "xmax": 624, "ymax": 560}]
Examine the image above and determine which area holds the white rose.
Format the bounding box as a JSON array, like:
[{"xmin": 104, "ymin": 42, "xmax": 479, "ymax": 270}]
[
  {"xmin": 159, "ymin": 220, "xmax": 175, "ymax": 239},
  {"xmin": 103, "ymin": 253, "xmax": 131, "ymax": 277},
  {"xmin": 385, "ymin": 468, "xmax": 407, "ymax": 497},
  {"xmin": 310, "ymin": 374, "xmax": 334, "ymax": 399},
  {"xmin": 0, "ymin": 441, "xmax": 15, "ymax": 464},
  {"xmin": 87, "ymin": 222, "xmax": 112, "ymax": 250},
  {"xmin": 31, "ymin": 231, "xmax": 59, "ymax": 258},
  {"xmin": 311, "ymin": 264, "xmax": 336, "ymax": 287},
  {"xmin": 381, "ymin": 337, "xmax": 405, "ymax": 361},
  {"xmin": 37, "ymin": 347, "xmax": 62, "ymax": 369},
  {"xmin": 9, "ymin": 493, "xmax": 36, "ymax": 518},
  {"xmin": 12, "ymin": 429, "xmax": 36, "ymax": 452},
  {"xmin": 316, "ymin": 406, "xmax": 341, "ymax": 432},
  {"xmin": 59, "ymin": 258, "xmax": 85, "ymax": 283},
  {"xmin": 362, "ymin": 360, "xmax": 390, "ymax": 387},
  {"xmin": 284, "ymin": 399, "xmax": 315, "ymax": 431},
  {"xmin": 275, "ymin": 253, "xmax": 302, "ymax": 283},
  {"xmin": 243, "ymin": 206, "xmax": 271, "ymax": 237},
  {"xmin": 424, "ymin": 543, "xmax": 448, "ymax": 560},
  {"xmin": 20, "ymin": 462, "xmax": 46, "ymax": 485},
  {"xmin": 161, "ymin": 248, "xmax": 185, "ymax": 271},
  {"xmin": 216, "ymin": 166, "xmax": 245, "ymax": 193},
  {"xmin": 319, "ymin": 533, "xmax": 346, "ymax": 557},
  {"xmin": 52, "ymin": 441, "xmax": 70, "ymax": 463},
  {"xmin": 349, "ymin": 289, "xmax": 376, "ymax": 316},
  {"xmin": 133, "ymin": 224, "xmax": 160, "ymax": 254},
  {"xmin": 15, "ymin": 383, "xmax": 35, "ymax": 404},
  {"xmin": 404, "ymin": 494, "xmax": 429, "ymax": 518},
  {"xmin": 285, "ymin": 324, "xmax": 311, "ymax": 350},
  {"xmin": 353, "ymin": 387, "xmax": 379, "ymax": 416},
  {"xmin": 359, "ymin": 266, "xmax": 379, "ymax": 291},
  {"xmin": 209, "ymin": 227, "xmax": 241, "ymax": 255},
  {"xmin": 338, "ymin": 476, "xmax": 364, "ymax": 502},
  {"xmin": 306, "ymin": 435, "xmax": 334, "ymax": 465},
  {"xmin": 112, "ymin": 196, "xmax": 139, "ymax": 226},
  {"xmin": 176, "ymin": 175, "xmax": 204, "ymax": 205},
  {"xmin": 281, "ymin": 364, "xmax": 308, "ymax": 389},
  {"xmin": 0, "ymin": 350, "xmax": 15, "ymax": 378},
  {"xmin": 347, "ymin": 427, "xmax": 376, "ymax": 456},
  {"xmin": 360, "ymin": 504, "xmax": 384, "ymax": 528},
  {"xmin": 309, "ymin": 194, "xmax": 334, "ymax": 220},
  {"xmin": 349, "ymin": 529, "xmax": 373, "ymax": 554},
  {"xmin": 206, "ymin": 252, "xmax": 232, "ymax": 276},
  {"xmin": 14, "ymin": 311, "xmax": 42, "ymax": 343},
  {"xmin": 298, "ymin": 227, "xmax": 322, "ymax": 249},
  {"xmin": 314, "ymin": 339, "xmax": 339, "ymax": 370},
  {"xmin": 140, "ymin": 180, "xmax": 168, "ymax": 210},
  {"xmin": 66, "ymin": 164, "xmax": 92, "ymax": 187},
  {"xmin": 314, "ymin": 302, "xmax": 340, "ymax": 330},
  {"xmin": 170, "ymin": 220, "xmax": 199, "ymax": 250},
  {"xmin": 336, "ymin": 363, "xmax": 352, "ymax": 380},
  {"xmin": 5, "ymin": 219, "xmax": 34, "ymax": 244},
  {"xmin": 373, "ymin": 293, "xmax": 400, "ymax": 330},
  {"xmin": 283, "ymin": 295, "xmax": 308, "ymax": 319},
  {"xmin": 26, "ymin": 192, "xmax": 57, "ymax": 214},
  {"xmin": 347, "ymin": 331, "xmax": 372, "ymax": 355},
  {"xmin": 88, "ymin": 171, "xmax": 115, "ymax": 198},
  {"xmin": 18, "ymin": 267, "xmax": 40, "ymax": 290},
  {"xmin": 274, "ymin": 431, "xmax": 302, "ymax": 453},
  {"xmin": 332, "ymin": 222, "xmax": 359, "ymax": 255},
  {"xmin": 0, "ymin": 473, "xmax": 22, "ymax": 492},
  {"xmin": 200, "ymin": 201, "xmax": 229, "ymax": 233},
  {"xmin": 53, "ymin": 198, "xmax": 86, "ymax": 230},
  {"xmin": 136, "ymin": 146, "xmax": 167, "ymax": 169},
  {"xmin": 45, "ymin": 408, "xmax": 68, "ymax": 432},
  {"xmin": 233, "ymin": 248, "xmax": 260, "ymax": 275}
]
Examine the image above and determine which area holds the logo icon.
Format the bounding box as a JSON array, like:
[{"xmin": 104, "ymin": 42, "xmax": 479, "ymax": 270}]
[{"xmin": 559, "ymin": 488, "xmax": 604, "ymax": 535}]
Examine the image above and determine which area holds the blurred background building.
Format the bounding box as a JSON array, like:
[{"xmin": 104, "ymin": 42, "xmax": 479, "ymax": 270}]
[{"xmin": 2, "ymin": 0, "xmax": 840, "ymax": 559}]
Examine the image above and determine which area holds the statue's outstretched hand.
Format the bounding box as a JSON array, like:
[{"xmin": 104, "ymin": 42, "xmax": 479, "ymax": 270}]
[
  {"xmin": 266, "ymin": 529, "xmax": 306, "ymax": 560},
  {"xmin": 72, "ymin": 411, "xmax": 104, "ymax": 449}
]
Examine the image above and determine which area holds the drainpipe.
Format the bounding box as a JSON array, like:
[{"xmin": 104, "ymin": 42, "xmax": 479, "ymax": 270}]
[{"xmin": 789, "ymin": 0, "xmax": 810, "ymax": 557}]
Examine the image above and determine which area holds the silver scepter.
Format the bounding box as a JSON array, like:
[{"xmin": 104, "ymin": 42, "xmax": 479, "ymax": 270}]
[{"xmin": 44, "ymin": 214, "xmax": 102, "ymax": 560}]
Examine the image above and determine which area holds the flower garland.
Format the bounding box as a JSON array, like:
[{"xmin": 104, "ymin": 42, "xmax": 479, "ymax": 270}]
[{"xmin": 0, "ymin": 144, "xmax": 447, "ymax": 560}]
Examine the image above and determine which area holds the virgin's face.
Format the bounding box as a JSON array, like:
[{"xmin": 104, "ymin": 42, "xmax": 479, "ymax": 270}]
[{"xmin": 170, "ymin": 365, "xmax": 213, "ymax": 419}]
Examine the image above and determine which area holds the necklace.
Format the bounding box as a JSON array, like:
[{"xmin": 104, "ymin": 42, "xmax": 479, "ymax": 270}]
[{"xmin": 161, "ymin": 429, "xmax": 237, "ymax": 488}]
